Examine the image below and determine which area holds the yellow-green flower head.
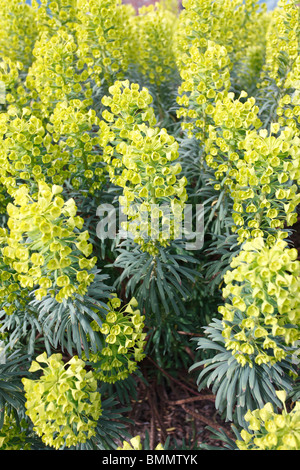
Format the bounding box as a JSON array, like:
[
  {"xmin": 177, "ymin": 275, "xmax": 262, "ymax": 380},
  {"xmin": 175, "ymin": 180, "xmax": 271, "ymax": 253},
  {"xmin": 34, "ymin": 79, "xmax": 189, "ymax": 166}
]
[
  {"xmin": 258, "ymin": 0, "xmax": 300, "ymax": 135},
  {"xmin": 262, "ymin": 0, "xmax": 299, "ymax": 88},
  {"xmin": 0, "ymin": 99, "xmax": 105, "ymax": 194},
  {"xmin": 25, "ymin": 29, "xmax": 80, "ymax": 118},
  {"xmin": 175, "ymin": 0, "xmax": 267, "ymax": 81},
  {"xmin": 47, "ymin": 100, "xmax": 105, "ymax": 194},
  {"xmin": 1, "ymin": 182, "xmax": 97, "ymax": 304},
  {"xmin": 203, "ymin": 105, "xmax": 300, "ymax": 244},
  {"xmin": 128, "ymin": 2, "xmax": 178, "ymax": 87},
  {"xmin": 176, "ymin": 40, "xmax": 231, "ymax": 140},
  {"xmin": 85, "ymin": 296, "xmax": 146, "ymax": 384},
  {"xmin": 0, "ymin": 108, "xmax": 50, "ymax": 193},
  {"xmin": 117, "ymin": 434, "xmax": 164, "ymax": 450},
  {"xmin": 100, "ymin": 81, "xmax": 187, "ymax": 253},
  {"xmin": 0, "ymin": 57, "xmax": 26, "ymax": 110},
  {"xmin": 22, "ymin": 352, "xmax": 102, "ymax": 449},
  {"xmin": 0, "ymin": 0, "xmax": 38, "ymax": 70},
  {"xmin": 101, "ymin": 79, "xmax": 156, "ymax": 125},
  {"xmin": 0, "ymin": 412, "xmax": 31, "ymax": 450},
  {"xmin": 26, "ymin": 0, "xmax": 135, "ymax": 97},
  {"xmin": 220, "ymin": 237, "xmax": 300, "ymax": 366},
  {"xmin": 33, "ymin": 0, "xmax": 78, "ymax": 36},
  {"xmin": 236, "ymin": 397, "xmax": 300, "ymax": 450}
]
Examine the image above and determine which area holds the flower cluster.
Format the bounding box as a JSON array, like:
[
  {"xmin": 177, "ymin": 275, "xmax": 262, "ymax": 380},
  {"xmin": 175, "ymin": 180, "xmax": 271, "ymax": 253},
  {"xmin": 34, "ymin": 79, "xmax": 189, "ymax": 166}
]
[
  {"xmin": 0, "ymin": 57, "xmax": 25, "ymax": 111},
  {"xmin": 262, "ymin": 0, "xmax": 299, "ymax": 89},
  {"xmin": 100, "ymin": 80, "xmax": 187, "ymax": 254},
  {"xmin": 46, "ymin": 100, "xmax": 105, "ymax": 194},
  {"xmin": 234, "ymin": 10, "xmax": 270, "ymax": 91},
  {"xmin": 0, "ymin": 0, "xmax": 37, "ymax": 70},
  {"xmin": 177, "ymin": 20, "xmax": 300, "ymax": 245},
  {"xmin": 25, "ymin": 29, "xmax": 85, "ymax": 119},
  {"xmin": 208, "ymin": 123, "xmax": 300, "ymax": 244},
  {"xmin": 175, "ymin": 0, "xmax": 267, "ymax": 76},
  {"xmin": 176, "ymin": 41, "xmax": 231, "ymax": 140},
  {"xmin": 75, "ymin": 0, "xmax": 134, "ymax": 86},
  {"xmin": 25, "ymin": 0, "xmax": 135, "ymax": 119},
  {"xmin": 236, "ymin": 391, "xmax": 300, "ymax": 450},
  {"xmin": 22, "ymin": 352, "xmax": 102, "ymax": 449},
  {"xmin": 0, "ymin": 182, "xmax": 97, "ymax": 307},
  {"xmin": 128, "ymin": 2, "xmax": 178, "ymax": 87},
  {"xmin": 278, "ymin": 64, "xmax": 300, "ymax": 131},
  {"xmin": 219, "ymin": 237, "xmax": 300, "ymax": 366},
  {"xmin": 117, "ymin": 435, "xmax": 164, "ymax": 450},
  {"xmin": 33, "ymin": 0, "xmax": 78, "ymax": 37},
  {"xmin": 259, "ymin": 0, "xmax": 300, "ymax": 133},
  {"xmin": 86, "ymin": 296, "xmax": 146, "ymax": 383},
  {"xmin": 0, "ymin": 107, "xmax": 48, "ymax": 194}
]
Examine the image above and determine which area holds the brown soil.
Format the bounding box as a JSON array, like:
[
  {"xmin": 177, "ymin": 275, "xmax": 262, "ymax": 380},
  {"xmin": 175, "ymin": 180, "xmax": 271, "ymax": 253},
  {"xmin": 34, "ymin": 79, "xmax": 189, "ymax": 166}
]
[{"xmin": 124, "ymin": 357, "xmax": 234, "ymax": 450}]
